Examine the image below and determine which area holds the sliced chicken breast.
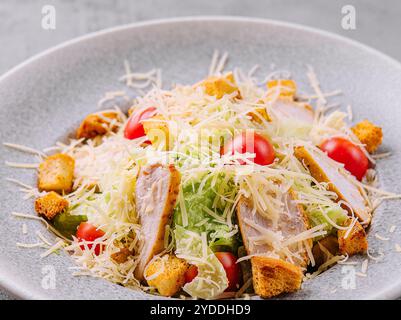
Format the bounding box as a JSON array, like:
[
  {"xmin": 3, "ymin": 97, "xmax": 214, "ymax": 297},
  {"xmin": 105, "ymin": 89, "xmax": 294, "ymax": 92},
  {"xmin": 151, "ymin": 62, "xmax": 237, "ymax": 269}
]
[
  {"xmin": 134, "ymin": 164, "xmax": 181, "ymax": 281},
  {"xmin": 236, "ymin": 189, "xmax": 309, "ymax": 298},
  {"xmin": 270, "ymin": 99, "xmax": 314, "ymax": 124},
  {"xmin": 237, "ymin": 189, "xmax": 310, "ymax": 268},
  {"xmin": 294, "ymin": 146, "xmax": 371, "ymax": 224}
]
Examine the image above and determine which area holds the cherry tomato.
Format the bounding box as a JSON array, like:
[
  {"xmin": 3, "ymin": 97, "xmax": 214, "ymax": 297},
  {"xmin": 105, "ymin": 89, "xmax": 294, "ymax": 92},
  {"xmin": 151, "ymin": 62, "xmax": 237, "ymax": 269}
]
[
  {"xmin": 222, "ymin": 132, "xmax": 275, "ymax": 165},
  {"xmin": 184, "ymin": 265, "xmax": 198, "ymax": 284},
  {"xmin": 124, "ymin": 107, "xmax": 157, "ymax": 140},
  {"xmin": 76, "ymin": 222, "xmax": 105, "ymax": 255},
  {"xmin": 320, "ymin": 137, "xmax": 368, "ymax": 181},
  {"xmin": 215, "ymin": 252, "xmax": 241, "ymax": 291}
]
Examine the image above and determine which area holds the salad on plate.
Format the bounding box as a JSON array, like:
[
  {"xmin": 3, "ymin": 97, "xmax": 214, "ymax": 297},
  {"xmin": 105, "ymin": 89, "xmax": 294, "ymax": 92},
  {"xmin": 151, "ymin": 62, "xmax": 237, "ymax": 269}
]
[{"xmin": 6, "ymin": 52, "xmax": 396, "ymax": 299}]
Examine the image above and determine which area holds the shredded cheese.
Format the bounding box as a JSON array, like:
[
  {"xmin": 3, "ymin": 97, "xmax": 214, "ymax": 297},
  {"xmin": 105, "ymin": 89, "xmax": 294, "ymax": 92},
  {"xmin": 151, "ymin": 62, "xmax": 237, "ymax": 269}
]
[{"xmin": 375, "ymin": 233, "xmax": 390, "ymax": 241}]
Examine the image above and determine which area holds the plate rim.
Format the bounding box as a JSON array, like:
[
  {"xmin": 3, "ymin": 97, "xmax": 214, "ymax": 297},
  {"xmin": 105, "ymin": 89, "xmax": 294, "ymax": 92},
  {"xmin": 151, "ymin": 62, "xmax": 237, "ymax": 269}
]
[{"xmin": 1, "ymin": 16, "xmax": 401, "ymax": 300}]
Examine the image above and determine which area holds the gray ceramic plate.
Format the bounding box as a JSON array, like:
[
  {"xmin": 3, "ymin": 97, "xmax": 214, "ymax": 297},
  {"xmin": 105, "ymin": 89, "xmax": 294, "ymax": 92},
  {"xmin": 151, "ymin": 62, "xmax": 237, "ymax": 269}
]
[{"xmin": 1, "ymin": 17, "xmax": 401, "ymax": 300}]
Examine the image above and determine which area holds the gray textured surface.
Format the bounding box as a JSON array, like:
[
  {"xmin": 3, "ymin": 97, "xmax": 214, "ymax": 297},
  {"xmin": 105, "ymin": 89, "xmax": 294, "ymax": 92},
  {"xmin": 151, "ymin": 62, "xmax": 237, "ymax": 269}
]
[
  {"xmin": 0, "ymin": 0, "xmax": 401, "ymax": 77},
  {"xmin": 0, "ymin": 1, "xmax": 400, "ymax": 300}
]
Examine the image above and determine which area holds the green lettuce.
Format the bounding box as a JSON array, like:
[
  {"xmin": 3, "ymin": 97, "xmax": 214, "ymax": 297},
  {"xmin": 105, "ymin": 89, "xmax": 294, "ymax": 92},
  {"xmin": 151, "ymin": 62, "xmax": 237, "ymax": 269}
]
[
  {"xmin": 172, "ymin": 173, "xmax": 239, "ymax": 298},
  {"xmin": 53, "ymin": 210, "xmax": 87, "ymax": 238},
  {"xmin": 308, "ymin": 206, "xmax": 348, "ymax": 237},
  {"xmin": 174, "ymin": 226, "xmax": 228, "ymax": 299},
  {"xmin": 173, "ymin": 172, "xmax": 239, "ymax": 252}
]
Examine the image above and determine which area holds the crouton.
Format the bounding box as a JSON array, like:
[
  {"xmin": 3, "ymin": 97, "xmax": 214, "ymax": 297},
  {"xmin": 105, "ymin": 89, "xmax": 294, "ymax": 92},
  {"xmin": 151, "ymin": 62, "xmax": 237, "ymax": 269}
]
[
  {"xmin": 34, "ymin": 191, "xmax": 69, "ymax": 220},
  {"xmin": 338, "ymin": 219, "xmax": 368, "ymax": 256},
  {"xmin": 38, "ymin": 153, "xmax": 75, "ymax": 193},
  {"xmin": 247, "ymin": 105, "xmax": 271, "ymax": 124},
  {"xmin": 111, "ymin": 248, "xmax": 132, "ymax": 264},
  {"xmin": 142, "ymin": 115, "xmax": 170, "ymax": 150},
  {"xmin": 312, "ymin": 235, "xmax": 339, "ymax": 266},
  {"xmin": 267, "ymin": 79, "xmax": 296, "ymax": 99},
  {"xmin": 76, "ymin": 111, "xmax": 119, "ymax": 139},
  {"xmin": 351, "ymin": 120, "xmax": 383, "ymax": 153},
  {"xmin": 201, "ymin": 72, "xmax": 241, "ymax": 99},
  {"xmin": 145, "ymin": 254, "xmax": 189, "ymax": 297},
  {"xmin": 251, "ymin": 256, "xmax": 303, "ymax": 298}
]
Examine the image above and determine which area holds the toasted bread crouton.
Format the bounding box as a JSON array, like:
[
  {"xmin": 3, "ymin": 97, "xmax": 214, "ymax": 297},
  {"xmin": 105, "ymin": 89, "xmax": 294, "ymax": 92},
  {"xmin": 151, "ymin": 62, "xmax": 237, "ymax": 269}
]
[
  {"xmin": 294, "ymin": 146, "xmax": 371, "ymax": 224},
  {"xmin": 145, "ymin": 254, "xmax": 189, "ymax": 297},
  {"xmin": 201, "ymin": 72, "xmax": 241, "ymax": 99},
  {"xmin": 267, "ymin": 79, "xmax": 296, "ymax": 99},
  {"xmin": 351, "ymin": 120, "xmax": 383, "ymax": 153},
  {"xmin": 338, "ymin": 219, "xmax": 368, "ymax": 256},
  {"xmin": 312, "ymin": 235, "xmax": 339, "ymax": 266},
  {"xmin": 76, "ymin": 111, "xmax": 119, "ymax": 139},
  {"xmin": 251, "ymin": 256, "xmax": 303, "ymax": 298},
  {"xmin": 247, "ymin": 105, "xmax": 272, "ymax": 124},
  {"xmin": 111, "ymin": 248, "xmax": 132, "ymax": 264},
  {"xmin": 142, "ymin": 115, "xmax": 170, "ymax": 150},
  {"xmin": 35, "ymin": 191, "xmax": 69, "ymax": 220},
  {"xmin": 38, "ymin": 154, "xmax": 75, "ymax": 193}
]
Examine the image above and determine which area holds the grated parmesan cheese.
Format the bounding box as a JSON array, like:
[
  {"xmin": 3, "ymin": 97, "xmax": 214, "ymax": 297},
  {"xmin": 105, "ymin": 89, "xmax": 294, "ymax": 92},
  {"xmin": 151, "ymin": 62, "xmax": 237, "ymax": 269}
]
[{"xmin": 375, "ymin": 233, "xmax": 390, "ymax": 241}]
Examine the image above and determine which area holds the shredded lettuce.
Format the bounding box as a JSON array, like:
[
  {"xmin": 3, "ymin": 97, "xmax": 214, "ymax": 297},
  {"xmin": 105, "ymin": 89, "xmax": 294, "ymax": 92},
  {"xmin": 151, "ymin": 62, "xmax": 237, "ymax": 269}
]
[
  {"xmin": 209, "ymin": 236, "xmax": 240, "ymax": 253},
  {"xmin": 53, "ymin": 210, "xmax": 87, "ymax": 238},
  {"xmin": 308, "ymin": 206, "xmax": 348, "ymax": 237},
  {"xmin": 174, "ymin": 226, "xmax": 228, "ymax": 299},
  {"xmin": 172, "ymin": 127, "xmax": 232, "ymax": 169},
  {"xmin": 172, "ymin": 172, "xmax": 238, "ymax": 299},
  {"xmin": 173, "ymin": 172, "xmax": 239, "ymax": 252}
]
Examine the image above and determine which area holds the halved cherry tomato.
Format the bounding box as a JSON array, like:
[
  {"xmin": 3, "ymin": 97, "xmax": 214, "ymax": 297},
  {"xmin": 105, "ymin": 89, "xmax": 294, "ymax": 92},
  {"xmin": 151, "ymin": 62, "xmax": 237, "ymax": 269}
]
[
  {"xmin": 124, "ymin": 107, "xmax": 157, "ymax": 140},
  {"xmin": 184, "ymin": 265, "xmax": 198, "ymax": 284},
  {"xmin": 320, "ymin": 137, "xmax": 368, "ymax": 181},
  {"xmin": 215, "ymin": 252, "xmax": 241, "ymax": 291},
  {"xmin": 76, "ymin": 222, "xmax": 105, "ymax": 256},
  {"xmin": 222, "ymin": 131, "xmax": 275, "ymax": 165}
]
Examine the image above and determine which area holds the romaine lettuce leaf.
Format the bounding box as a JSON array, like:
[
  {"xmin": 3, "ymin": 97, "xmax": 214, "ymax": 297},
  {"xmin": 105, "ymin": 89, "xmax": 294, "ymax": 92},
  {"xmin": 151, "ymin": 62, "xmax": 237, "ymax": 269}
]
[
  {"xmin": 308, "ymin": 206, "xmax": 348, "ymax": 237},
  {"xmin": 173, "ymin": 172, "xmax": 239, "ymax": 252},
  {"xmin": 174, "ymin": 226, "xmax": 228, "ymax": 299},
  {"xmin": 53, "ymin": 210, "xmax": 87, "ymax": 238}
]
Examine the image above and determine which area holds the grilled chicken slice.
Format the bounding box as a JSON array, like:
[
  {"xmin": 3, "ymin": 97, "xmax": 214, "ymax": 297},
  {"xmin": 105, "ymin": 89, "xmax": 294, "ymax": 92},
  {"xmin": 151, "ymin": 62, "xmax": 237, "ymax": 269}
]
[
  {"xmin": 237, "ymin": 189, "xmax": 309, "ymax": 298},
  {"xmin": 134, "ymin": 164, "xmax": 181, "ymax": 281},
  {"xmin": 270, "ymin": 99, "xmax": 314, "ymax": 125},
  {"xmin": 237, "ymin": 190, "xmax": 310, "ymax": 268},
  {"xmin": 294, "ymin": 146, "xmax": 371, "ymax": 224}
]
